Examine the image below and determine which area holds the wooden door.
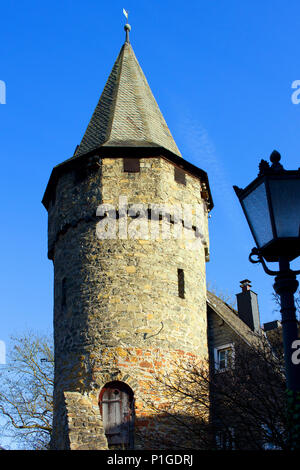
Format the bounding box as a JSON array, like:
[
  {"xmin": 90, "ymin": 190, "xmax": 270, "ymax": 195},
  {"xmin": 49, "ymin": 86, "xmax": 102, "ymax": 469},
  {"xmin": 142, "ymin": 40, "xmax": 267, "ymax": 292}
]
[{"xmin": 100, "ymin": 382, "xmax": 134, "ymax": 447}]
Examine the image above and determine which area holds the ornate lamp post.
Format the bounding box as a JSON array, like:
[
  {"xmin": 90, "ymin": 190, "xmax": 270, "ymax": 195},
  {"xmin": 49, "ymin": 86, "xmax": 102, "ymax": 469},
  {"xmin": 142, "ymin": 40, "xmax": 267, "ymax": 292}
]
[{"xmin": 234, "ymin": 150, "xmax": 300, "ymax": 449}]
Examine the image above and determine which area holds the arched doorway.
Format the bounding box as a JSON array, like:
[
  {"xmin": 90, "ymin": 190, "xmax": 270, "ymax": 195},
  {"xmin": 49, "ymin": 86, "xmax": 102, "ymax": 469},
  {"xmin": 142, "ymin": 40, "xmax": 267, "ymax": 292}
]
[{"xmin": 99, "ymin": 381, "xmax": 135, "ymax": 449}]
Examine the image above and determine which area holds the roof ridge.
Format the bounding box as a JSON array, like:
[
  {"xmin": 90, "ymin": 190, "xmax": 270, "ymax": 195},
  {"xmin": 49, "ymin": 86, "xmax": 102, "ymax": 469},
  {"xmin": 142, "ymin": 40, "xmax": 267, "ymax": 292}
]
[
  {"xmin": 207, "ymin": 290, "xmax": 259, "ymax": 347},
  {"xmin": 207, "ymin": 289, "xmax": 238, "ymax": 314},
  {"xmin": 74, "ymin": 44, "xmax": 125, "ymax": 158},
  {"xmin": 111, "ymin": 42, "xmax": 147, "ymax": 143},
  {"xmin": 131, "ymin": 46, "xmax": 151, "ymax": 140},
  {"xmin": 104, "ymin": 44, "xmax": 126, "ymax": 145}
]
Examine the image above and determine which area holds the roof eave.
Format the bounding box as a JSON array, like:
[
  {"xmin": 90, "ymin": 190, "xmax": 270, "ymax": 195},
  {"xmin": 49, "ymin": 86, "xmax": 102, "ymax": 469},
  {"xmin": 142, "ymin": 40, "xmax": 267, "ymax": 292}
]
[
  {"xmin": 42, "ymin": 145, "xmax": 214, "ymax": 211},
  {"xmin": 206, "ymin": 292, "xmax": 259, "ymax": 347}
]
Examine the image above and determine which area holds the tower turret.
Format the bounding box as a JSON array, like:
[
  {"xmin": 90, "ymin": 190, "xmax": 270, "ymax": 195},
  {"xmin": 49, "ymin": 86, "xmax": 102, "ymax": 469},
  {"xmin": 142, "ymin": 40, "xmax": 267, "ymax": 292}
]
[{"xmin": 43, "ymin": 23, "xmax": 213, "ymax": 450}]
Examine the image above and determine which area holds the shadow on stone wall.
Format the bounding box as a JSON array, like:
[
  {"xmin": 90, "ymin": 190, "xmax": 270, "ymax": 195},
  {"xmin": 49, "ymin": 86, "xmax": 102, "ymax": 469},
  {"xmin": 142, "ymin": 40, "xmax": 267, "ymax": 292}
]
[
  {"xmin": 133, "ymin": 412, "xmax": 212, "ymax": 450},
  {"xmin": 51, "ymin": 390, "xmax": 213, "ymax": 450}
]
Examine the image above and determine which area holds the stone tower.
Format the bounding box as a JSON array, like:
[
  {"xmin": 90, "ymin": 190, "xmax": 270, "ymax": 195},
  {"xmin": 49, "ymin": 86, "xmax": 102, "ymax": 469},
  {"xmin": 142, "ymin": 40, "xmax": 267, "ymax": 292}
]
[{"xmin": 43, "ymin": 23, "xmax": 213, "ymax": 450}]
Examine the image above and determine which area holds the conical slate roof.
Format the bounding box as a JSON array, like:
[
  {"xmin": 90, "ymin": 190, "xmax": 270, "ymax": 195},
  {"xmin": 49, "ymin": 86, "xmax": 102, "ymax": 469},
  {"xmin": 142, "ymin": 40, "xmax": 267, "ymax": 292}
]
[{"xmin": 74, "ymin": 41, "xmax": 181, "ymax": 158}]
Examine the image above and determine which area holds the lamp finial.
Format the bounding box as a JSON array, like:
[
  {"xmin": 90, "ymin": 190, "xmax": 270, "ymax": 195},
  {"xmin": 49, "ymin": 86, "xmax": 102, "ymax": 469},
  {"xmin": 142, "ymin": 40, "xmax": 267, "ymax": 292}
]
[
  {"xmin": 270, "ymin": 150, "xmax": 284, "ymax": 171},
  {"xmin": 270, "ymin": 150, "xmax": 281, "ymax": 164}
]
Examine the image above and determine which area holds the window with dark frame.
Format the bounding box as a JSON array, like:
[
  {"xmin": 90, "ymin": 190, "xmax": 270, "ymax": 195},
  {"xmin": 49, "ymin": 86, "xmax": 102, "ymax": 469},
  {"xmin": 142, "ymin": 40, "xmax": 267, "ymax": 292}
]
[
  {"xmin": 174, "ymin": 167, "xmax": 186, "ymax": 185},
  {"xmin": 178, "ymin": 269, "xmax": 185, "ymax": 299},
  {"xmin": 123, "ymin": 158, "xmax": 140, "ymax": 173},
  {"xmin": 215, "ymin": 428, "xmax": 235, "ymax": 450}
]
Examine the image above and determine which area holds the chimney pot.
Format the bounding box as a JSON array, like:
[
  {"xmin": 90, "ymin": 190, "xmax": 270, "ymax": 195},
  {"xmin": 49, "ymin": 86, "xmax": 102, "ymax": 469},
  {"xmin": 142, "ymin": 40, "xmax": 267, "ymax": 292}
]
[{"xmin": 240, "ymin": 279, "xmax": 251, "ymax": 292}]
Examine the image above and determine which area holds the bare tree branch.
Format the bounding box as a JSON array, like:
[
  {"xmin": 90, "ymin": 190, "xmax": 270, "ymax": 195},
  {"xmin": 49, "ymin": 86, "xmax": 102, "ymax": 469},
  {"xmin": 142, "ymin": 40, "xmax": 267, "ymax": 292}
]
[{"xmin": 0, "ymin": 332, "xmax": 53, "ymax": 449}]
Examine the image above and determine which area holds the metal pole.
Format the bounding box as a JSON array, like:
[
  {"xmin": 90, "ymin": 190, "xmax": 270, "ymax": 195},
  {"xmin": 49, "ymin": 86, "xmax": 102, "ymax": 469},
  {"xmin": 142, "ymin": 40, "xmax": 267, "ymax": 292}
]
[
  {"xmin": 273, "ymin": 256, "xmax": 300, "ymax": 449},
  {"xmin": 273, "ymin": 257, "xmax": 300, "ymax": 391}
]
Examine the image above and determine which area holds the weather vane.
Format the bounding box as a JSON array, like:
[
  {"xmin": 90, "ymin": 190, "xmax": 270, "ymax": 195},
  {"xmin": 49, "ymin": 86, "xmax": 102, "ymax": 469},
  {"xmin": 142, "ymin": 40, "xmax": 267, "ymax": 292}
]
[
  {"xmin": 123, "ymin": 8, "xmax": 129, "ymax": 22},
  {"xmin": 123, "ymin": 8, "xmax": 131, "ymax": 43}
]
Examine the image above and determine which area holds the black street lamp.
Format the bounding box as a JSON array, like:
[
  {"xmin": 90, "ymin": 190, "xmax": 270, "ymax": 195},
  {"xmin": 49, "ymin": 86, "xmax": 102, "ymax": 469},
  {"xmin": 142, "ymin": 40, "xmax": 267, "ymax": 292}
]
[{"xmin": 234, "ymin": 150, "xmax": 300, "ymax": 449}]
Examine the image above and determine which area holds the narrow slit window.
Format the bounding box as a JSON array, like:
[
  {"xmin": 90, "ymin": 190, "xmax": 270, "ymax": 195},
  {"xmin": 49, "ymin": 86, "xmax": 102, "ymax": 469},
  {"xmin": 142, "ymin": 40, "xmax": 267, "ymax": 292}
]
[
  {"xmin": 123, "ymin": 158, "xmax": 140, "ymax": 173},
  {"xmin": 178, "ymin": 269, "xmax": 185, "ymax": 299},
  {"xmin": 174, "ymin": 167, "xmax": 186, "ymax": 185},
  {"xmin": 61, "ymin": 278, "xmax": 67, "ymax": 309}
]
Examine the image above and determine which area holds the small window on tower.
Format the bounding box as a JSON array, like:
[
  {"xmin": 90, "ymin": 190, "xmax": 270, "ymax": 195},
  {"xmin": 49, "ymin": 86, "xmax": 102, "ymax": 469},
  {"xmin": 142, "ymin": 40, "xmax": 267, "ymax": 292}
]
[
  {"xmin": 174, "ymin": 167, "xmax": 186, "ymax": 185},
  {"xmin": 178, "ymin": 269, "xmax": 185, "ymax": 299},
  {"xmin": 123, "ymin": 158, "xmax": 140, "ymax": 173}
]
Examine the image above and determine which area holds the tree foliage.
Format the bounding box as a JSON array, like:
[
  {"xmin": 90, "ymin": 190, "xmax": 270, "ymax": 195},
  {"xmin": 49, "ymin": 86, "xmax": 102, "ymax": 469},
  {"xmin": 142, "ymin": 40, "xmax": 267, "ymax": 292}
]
[
  {"xmin": 149, "ymin": 332, "xmax": 289, "ymax": 450},
  {"xmin": 0, "ymin": 291, "xmax": 297, "ymax": 450},
  {"xmin": 0, "ymin": 332, "xmax": 53, "ymax": 449}
]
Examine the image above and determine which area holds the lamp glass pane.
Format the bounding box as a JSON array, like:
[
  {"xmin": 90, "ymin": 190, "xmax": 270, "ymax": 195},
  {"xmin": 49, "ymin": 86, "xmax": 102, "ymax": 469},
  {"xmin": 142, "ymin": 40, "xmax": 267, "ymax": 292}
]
[
  {"xmin": 242, "ymin": 181, "xmax": 273, "ymax": 248},
  {"xmin": 269, "ymin": 179, "xmax": 300, "ymax": 238}
]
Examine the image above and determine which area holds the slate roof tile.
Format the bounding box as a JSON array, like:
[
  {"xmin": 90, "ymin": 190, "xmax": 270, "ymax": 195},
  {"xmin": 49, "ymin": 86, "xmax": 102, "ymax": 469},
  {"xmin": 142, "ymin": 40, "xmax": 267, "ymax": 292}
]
[{"xmin": 75, "ymin": 42, "xmax": 181, "ymax": 158}]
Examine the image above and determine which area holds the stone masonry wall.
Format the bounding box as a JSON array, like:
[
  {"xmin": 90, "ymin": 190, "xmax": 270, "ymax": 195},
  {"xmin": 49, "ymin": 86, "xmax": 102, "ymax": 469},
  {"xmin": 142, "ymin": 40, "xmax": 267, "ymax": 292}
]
[
  {"xmin": 49, "ymin": 155, "xmax": 210, "ymax": 449},
  {"xmin": 63, "ymin": 392, "xmax": 108, "ymax": 450}
]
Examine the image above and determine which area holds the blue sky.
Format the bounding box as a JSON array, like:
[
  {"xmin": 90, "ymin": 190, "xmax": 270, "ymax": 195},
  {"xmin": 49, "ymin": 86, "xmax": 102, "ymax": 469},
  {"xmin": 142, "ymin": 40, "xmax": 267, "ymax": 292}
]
[{"xmin": 1, "ymin": 0, "xmax": 300, "ymax": 358}]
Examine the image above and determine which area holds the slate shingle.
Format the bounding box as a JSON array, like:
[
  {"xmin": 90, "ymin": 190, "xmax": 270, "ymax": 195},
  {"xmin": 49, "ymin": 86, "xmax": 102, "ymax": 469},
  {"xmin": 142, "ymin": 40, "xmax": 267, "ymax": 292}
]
[{"xmin": 75, "ymin": 42, "xmax": 181, "ymax": 158}]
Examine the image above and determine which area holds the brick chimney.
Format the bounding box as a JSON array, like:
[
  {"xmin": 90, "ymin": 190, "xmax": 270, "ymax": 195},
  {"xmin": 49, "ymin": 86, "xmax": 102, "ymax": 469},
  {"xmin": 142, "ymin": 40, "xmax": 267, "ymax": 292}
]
[{"xmin": 236, "ymin": 280, "xmax": 260, "ymax": 332}]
